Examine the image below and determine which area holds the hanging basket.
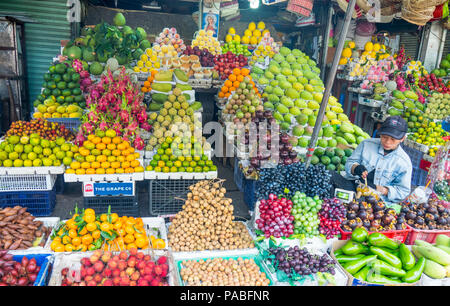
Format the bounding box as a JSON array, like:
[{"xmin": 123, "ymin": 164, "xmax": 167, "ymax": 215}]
[{"xmin": 401, "ymin": 0, "xmax": 436, "ymax": 25}]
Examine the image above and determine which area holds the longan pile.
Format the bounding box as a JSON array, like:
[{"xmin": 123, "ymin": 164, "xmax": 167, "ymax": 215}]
[
  {"xmin": 168, "ymin": 179, "xmax": 254, "ymax": 251},
  {"xmin": 180, "ymin": 257, "xmax": 270, "ymax": 286}
]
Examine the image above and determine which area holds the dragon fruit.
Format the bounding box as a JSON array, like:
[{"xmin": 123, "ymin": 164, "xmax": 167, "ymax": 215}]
[
  {"xmin": 75, "ymin": 131, "xmax": 87, "ymax": 146},
  {"xmin": 141, "ymin": 121, "xmax": 152, "ymax": 132},
  {"xmin": 133, "ymin": 135, "xmax": 145, "ymax": 150},
  {"xmin": 81, "ymin": 121, "xmax": 95, "ymax": 135}
]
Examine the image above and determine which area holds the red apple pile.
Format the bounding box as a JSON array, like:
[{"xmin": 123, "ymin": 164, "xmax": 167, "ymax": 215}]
[
  {"xmin": 214, "ymin": 51, "xmax": 249, "ymax": 80},
  {"xmin": 60, "ymin": 249, "xmax": 169, "ymax": 286},
  {"xmin": 183, "ymin": 46, "xmax": 215, "ymax": 67},
  {"xmin": 255, "ymin": 194, "xmax": 295, "ymax": 239},
  {"xmin": 418, "ymin": 73, "xmax": 450, "ymax": 93}
]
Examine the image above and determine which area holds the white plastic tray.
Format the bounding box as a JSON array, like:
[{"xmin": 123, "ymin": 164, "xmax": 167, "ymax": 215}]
[
  {"xmin": 64, "ymin": 172, "xmax": 145, "ymax": 183},
  {"xmin": 8, "ymin": 217, "xmax": 60, "ymax": 254},
  {"xmin": 48, "ymin": 249, "xmax": 178, "ymax": 286},
  {"xmin": 0, "ymin": 165, "xmax": 65, "ymax": 175},
  {"xmin": 144, "ymin": 171, "xmax": 217, "ymax": 180}
]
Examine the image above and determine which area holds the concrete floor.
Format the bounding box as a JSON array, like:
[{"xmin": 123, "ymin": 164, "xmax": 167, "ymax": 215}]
[{"xmin": 51, "ymin": 157, "xmax": 251, "ymax": 220}]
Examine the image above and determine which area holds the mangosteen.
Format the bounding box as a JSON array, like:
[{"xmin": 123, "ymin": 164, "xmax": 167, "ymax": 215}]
[
  {"xmin": 369, "ymin": 226, "xmax": 378, "ymax": 232},
  {"xmin": 427, "ymin": 206, "xmax": 438, "ymax": 215},
  {"xmin": 359, "ymin": 202, "xmax": 367, "ymax": 211},
  {"xmin": 283, "ymin": 158, "xmax": 293, "ymax": 166},
  {"xmin": 395, "ymin": 224, "xmax": 404, "ymax": 230},
  {"xmin": 347, "ymin": 211, "xmax": 356, "ymax": 220},
  {"xmin": 425, "ymin": 213, "xmax": 435, "ymax": 222},
  {"xmin": 415, "ymin": 216, "xmax": 425, "ymax": 225},
  {"xmin": 349, "ymin": 220, "xmax": 358, "ymax": 230},
  {"xmin": 386, "ymin": 209, "xmax": 396, "ymax": 216},
  {"xmin": 437, "ymin": 217, "xmax": 448, "ymax": 225},
  {"xmin": 437, "ymin": 205, "xmax": 446, "ymax": 214},
  {"xmin": 407, "ymin": 219, "xmax": 415, "ymax": 225},
  {"xmin": 280, "ymin": 133, "xmax": 290, "ymax": 144},
  {"xmin": 433, "ymin": 213, "xmax": 440, "ymax": 221},
  {"xmin": 416, "ymin": 210, "xmax": 424, "ymax": 217},
  {"xmin": 365, "ymin": 196, "xmax": 377, "ymax": 205},
  {"xmin": 373, "ymin": 202, "xmax": 385, "ymax": 212},
  {"xmin": 406, "ymin": 211, "xmax": 417, "ymax": 220},
  {"xmin": 401, "ymin": 206, "xmax": 410, "ymax": 214},
  {"xmin": 362, "ymin": 219, "xmax": 372, "ymax": 229},
  {"xmin": 371, "ymin": 219, "xmax": 380, "ymax": 228},
  {"xmin": 349, "ymin": 202, "xmax": 359, "ymax": 212},
  {"xmin": 397, "ymin": 216, "xmax": 406, "ymax": 224},
  {"xmin": 382, "ymin": 214, "xmax": 394, "ymax": 226},
  {"xmin": 355, "ymin": 218, "xmax": 363, "ymax": 228},
  {"xmin": 422, "ymin": 202, "xmax": 430, "ymax": 210},
  {"xmin": 263, "ymin": 110, "xmax": 273, "ymax": 119},
  {"xmin": 374, "ymin": 210, "xmax": 385, "ymax": 220},
  {"xmin": 255, "ymin": 110, "xmax": 264, "ymax": 119},
  {"xmin": 341, "ymin": 219, "xmax": 349, "ymax": 226},
  {"xmin": 366, "ymin": 206, "xmax": 373, "ymax": 214},
  {"xmin": 358, "ymin": 210, "xmax": 368, "ymax": 220},
  {"xmin": 343, "ymin": 225, "xmax": 352, "ymax": 232},
  {"xmin": 428, "ymin": 222, "xmax": 436, "ymax": 230}
]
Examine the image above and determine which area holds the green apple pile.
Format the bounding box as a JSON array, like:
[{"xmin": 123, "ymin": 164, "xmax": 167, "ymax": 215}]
[
  {"xmin": 221, "ymin": 41, "xmax": 252, "ymax": 57},
  {"xmin": 0, "ymin": 134, "xmax": 75, "ymax": 168},
  {"xmin": 251, "ymin": 46, "xmax": 370, "ymax": 155}
]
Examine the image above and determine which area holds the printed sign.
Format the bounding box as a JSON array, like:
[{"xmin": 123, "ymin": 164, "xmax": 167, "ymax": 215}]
[{"xmin": 83, "ymin": 182, "xmax": 134, "ymax": 197}]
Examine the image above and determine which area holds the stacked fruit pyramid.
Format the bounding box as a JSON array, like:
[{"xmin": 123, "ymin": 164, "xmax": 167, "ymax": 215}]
[
  {"xmin": 33, "ymin": 61, "xmax": 85, "ymax": 119},
  {"xmin": 65, "ymin": 129, "xmax": 144, "ymax": 175},
  {"xmin": 145, "ymin": 70, "xmax": 216, "ymax": 175},
  {"xmin": 249, "ymin": 46, "xmax": 371, "ymax": 170}
]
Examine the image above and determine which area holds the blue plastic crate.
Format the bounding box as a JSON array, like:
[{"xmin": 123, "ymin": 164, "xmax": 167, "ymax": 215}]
[
  {"xmin": 234, "ymin": 158, "xmax": 244, "ymax": 192},
  {"xmin": 401, "ymin": 144, "xmax": 424, "ymax": 168},
  {"xmin": 12, "ymin": 253, "xmax": 53, "ymax": 286},
  {"xmin": 442, "ymin": 119, "xmax": 450, "ymax": 132},
  {"xmin": 0, "ymin": 185, "xmax": 56, "ymax": 216},
  {"xmin": 45, "ymin": 118, "xmax": 81, "ymax": 132},
  {"xmin": 412, "ymin": 167, "xmax": 428, "ymax": 187},
  {"xmin": 243, "ymin": 178, "xmax": 260, "ymax": 211}
]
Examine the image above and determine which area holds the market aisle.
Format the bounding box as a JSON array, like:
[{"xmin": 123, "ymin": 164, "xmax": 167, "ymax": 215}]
[{"xmin": 52, "ymin": 157, "xmax": 250, "ymax": 220}]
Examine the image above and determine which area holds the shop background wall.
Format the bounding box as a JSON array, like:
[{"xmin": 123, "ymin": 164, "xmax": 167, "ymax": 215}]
[
  {"xmin": 0, "ymin": 0, "xmax": 72, "ymax": 112},
  {"xmin": 83, "ymin": 5, "xmax": 278, "ymax": 43}
]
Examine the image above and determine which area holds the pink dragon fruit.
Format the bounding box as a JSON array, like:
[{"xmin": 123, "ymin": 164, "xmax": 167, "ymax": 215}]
[
  {"xmin": 81, "ymin": 121, "xmax": 95, "ymax": 135},
  {"xmin": 137, "ymin": 108, "xmax": 148, "ymax": 124},
  {"xmin": 75, "ymin": 131, "xmax": 87, "ymax": 146},
  {"xmin": 133, "ymin": 135, "xmax": 145, "ymax": 150},
  {"xmin": 141, "ymin": 121, "xmax": 152, "ymax": 132},
  {"xmin": 125, "ymin": 120, "xmax": 139, "ymax": 134},
  {"xmin": 72, "ymin": 59, "xmax": 83, "ymax": 72}
]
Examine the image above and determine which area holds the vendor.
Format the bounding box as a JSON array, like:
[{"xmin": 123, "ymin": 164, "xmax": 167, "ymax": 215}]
[{"xmin": 330, "ymin": 116, "xmax": 412, "ymax": 210}]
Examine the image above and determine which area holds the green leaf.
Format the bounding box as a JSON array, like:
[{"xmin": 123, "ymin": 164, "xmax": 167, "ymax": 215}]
[
  {"xmin": 255, "ymin": 229, "xmax": 264, "ymax": 236},
  {"xmin": 101, "ymin": 231, "xmax": 112, "ymax": 241}
]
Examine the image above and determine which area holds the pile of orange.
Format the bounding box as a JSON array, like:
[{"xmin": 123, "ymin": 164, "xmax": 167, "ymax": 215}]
[
  {"xmin": 50, "ymin": 208, "xmax": 151, "ymax": 252},
  {"xmin": 65, "ymin": 129, "xmax": 144, "ymax": 175},
  {"xmin": 140, "ymin": 70, "xmax": 158, "ymax": 93},
  {"xmin": 218, "ymin": 68, "xmax": 260, "ymax": 99}
]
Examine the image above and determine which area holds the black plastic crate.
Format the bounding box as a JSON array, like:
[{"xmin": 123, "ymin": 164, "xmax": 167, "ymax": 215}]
[
  {"xmin": 84, "ymin": 194, "xmax": 139, "ymax": 217},
  {"xmin": 149, "ymin": 179, "xmax": 202, "ymax": 216},
  {"xmin": 0, "ymin": 185, "xmax": 56, "ymax": 217}
]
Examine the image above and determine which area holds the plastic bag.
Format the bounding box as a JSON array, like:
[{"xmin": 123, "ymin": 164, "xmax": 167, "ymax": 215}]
[{"xmin": 426, "ymin": 141, "xmax": 450, "ymax": 203}]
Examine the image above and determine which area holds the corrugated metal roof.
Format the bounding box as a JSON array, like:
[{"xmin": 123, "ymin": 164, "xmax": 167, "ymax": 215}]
[{"xmin": 0, "ymin": 0, "xmax": 72, "ymax": 111}]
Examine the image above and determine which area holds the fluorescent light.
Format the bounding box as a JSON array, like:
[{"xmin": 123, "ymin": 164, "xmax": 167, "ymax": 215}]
[{"xmin": 249, "ymin": 0, "xmax": 259, "ymax": 9}]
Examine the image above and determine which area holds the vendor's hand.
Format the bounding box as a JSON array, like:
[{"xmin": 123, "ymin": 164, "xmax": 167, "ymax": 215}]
[
  {"xmin": 376, "ymin": 185, "xmax": 389, "ymax": 196},
  {"xmin": 353, "ymin": 164, "xmax": 368, "ymax": 179}
]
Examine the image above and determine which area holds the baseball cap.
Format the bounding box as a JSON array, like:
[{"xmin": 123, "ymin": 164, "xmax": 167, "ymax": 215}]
[{"xmin": 378, "ymin": 116, "xmax": 408, "ymax": 140}]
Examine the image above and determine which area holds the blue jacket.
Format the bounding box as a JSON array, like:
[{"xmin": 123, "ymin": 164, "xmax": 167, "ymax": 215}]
[{"xmin": 344, "ymin": 138, "xmax": 412, "ymax": 204}]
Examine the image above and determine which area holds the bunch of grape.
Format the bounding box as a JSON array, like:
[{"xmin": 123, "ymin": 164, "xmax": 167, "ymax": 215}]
[
  {"xmin": 256, "ymin": 163, "xmax": 332, "ymax": 202},
  {"xmin": 319, "ymin": 198, "xmax": 346, "ymax": 239},
  {"xmin": 291, "ymin": 192, "xmax": 321, "ymax": 238},
  {"xmin": 255, "ymin": 194, "xmax": 295, "ymax": 239},
  {"xmin": 268, "ymin": 246, "xmax": 336, "ymax": 277}
]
